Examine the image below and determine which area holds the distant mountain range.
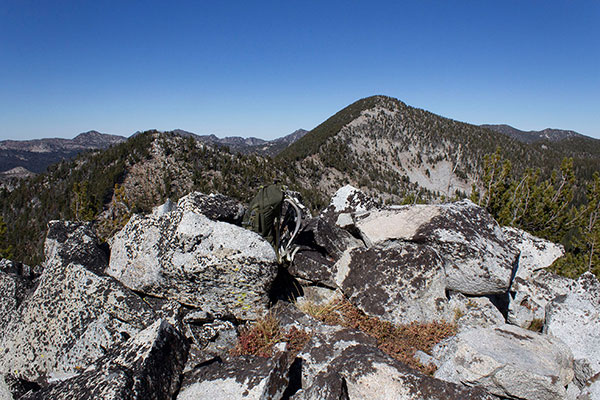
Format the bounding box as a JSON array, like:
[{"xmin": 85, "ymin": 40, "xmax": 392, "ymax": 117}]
[
  {"xmin": 0, "ymin": 129, "xmax": 309, "ymax": 175},
  {"xmin": 0, "ymin": 131, "xmax": 127, "ymax": 174},
  {"xmin": 167, "ymin": 128, "xmax": 309, "ymax": 156},
  {"xmin": 480, "ymin": 124, "xmax": 585, "ymax": 144}
]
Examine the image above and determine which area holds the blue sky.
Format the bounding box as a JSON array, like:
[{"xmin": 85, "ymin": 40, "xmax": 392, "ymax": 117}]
[{"xmin": 1, "ymin": 0, "xmax": 599, "ymax": 140}]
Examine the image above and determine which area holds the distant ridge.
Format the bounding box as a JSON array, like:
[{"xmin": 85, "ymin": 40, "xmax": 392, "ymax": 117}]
[
  {"xmin": 0, "ymin": 131, "xmax": 126, "ymax": 173},
  {"xmin": 481, "ymin": 124, "xmax": 585, "ymax": 144},
  {"xmin": 166, "ymin": 128, "xmax": 308, "ymax": 156}
]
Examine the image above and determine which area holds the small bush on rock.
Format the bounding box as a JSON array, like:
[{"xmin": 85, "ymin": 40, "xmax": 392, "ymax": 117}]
[
  {"xmin": 231, "ymin": 312, "xmax": 310, "ymax": 358},
  {"xmin": 303, "ymin": 297, "xmax": 456, "ymax": 374}
]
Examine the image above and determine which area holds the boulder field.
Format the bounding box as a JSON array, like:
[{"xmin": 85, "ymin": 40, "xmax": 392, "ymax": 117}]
[{"xmin": 0, "ymin": 186, "xmax": 598, "ymax": 399}]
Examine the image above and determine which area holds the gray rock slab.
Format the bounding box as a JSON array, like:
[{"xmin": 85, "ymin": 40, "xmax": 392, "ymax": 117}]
[
  {"xmin": 21, "ymin": 319, "xmax": 188, "ymax": 400},
  {"xmin": 433, "ymin": 324, "xmax": 574, "ymax": 399},
  {"xmin": 502, "ymin": 227, "xmax": 564, "ymax": 281},
  {"xmin": 177, "ymin": 352, "xmax": 289, "ymax": 400},
  {"xmin": 176, "ymin": 191, "xmax": 246, "ymax": 225},
  {"xmin": 0, "ymin": 375, "xmax": 12, "ymax": 400},
  {"xmin": 107, "ymin": 206, "xmax": 278, "ymax": 320},
  {"xmin": 319, "ymin": 185, "xmax": 378, "ymax": 228},
  {"xmin": 294, "ymin": 345, "xmax": 496, "ymax": 400},
  {"xmin": 354, "ymin": 200, "xmax": 518, "ymax": 295},
  {"xmin": 508, "ymin": 269, "xmax": 577, "ymax": 329},
  {"xmin": 290, "ymin": 217, "xmax": 363, "ymax": 288},
  {"xmin": 0, "ymin": 221, "xmax": 156, "ymax": 382},
  {"xmin": 334, "ymin": 243, "xmax": 449, "ymax": 324},
  {"xmin": 545, "ymin": 272, "xmax": 600, "ymax": 386},
  {"xmin": 447, "ymin": 293, "xmax": 505, "ymax": 332}
]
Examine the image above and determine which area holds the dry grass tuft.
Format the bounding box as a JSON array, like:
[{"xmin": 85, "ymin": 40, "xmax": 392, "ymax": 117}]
[
  {"xmin": 303, "ymin": 297, "xmax": 456, "ymax": 375},
  {"xmin": 231, "ymin": 312, "xmax": 310, "ymax": 358}
]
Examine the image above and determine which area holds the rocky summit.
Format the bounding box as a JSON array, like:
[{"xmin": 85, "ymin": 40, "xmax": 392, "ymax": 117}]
[{"xmin": 0, "ymin": 186, "xmax": 599, "ymax": 400}]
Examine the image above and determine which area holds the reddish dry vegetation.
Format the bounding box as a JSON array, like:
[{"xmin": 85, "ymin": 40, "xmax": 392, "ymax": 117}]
[
  {"xmin": 231, "ymin": 312, "xmax": 310, "ymax": 358},
  {"xmin": 311, "ymin": 298, "xmax": 456, "ymax": 375}
]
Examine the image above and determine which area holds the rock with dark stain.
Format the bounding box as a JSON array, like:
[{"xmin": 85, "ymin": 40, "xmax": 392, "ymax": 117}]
[
  {"xmin": 107, "ymin": 193, "xmax": 278, "ymax": 321},
  {"xmin": 354, "ymin": 200, "xmax": 519, "ymax": 295},
  {"xmin": 289, "ymin": 217, "xmax": 363, "ymax": 288},
  {"xmin": 0, "ymin": 221, "xmax": 157, "ymax": 382},
  {"xmin": 334, "ymin": 243, "xmax": 449, "ymax": 324},
  {"xmin": 295, "ymin": 345, "xmax": 496, "ymax": 400},
  {"xmin": 0, "ymin": 261, "xmax": 37, "ymax": 333},
  {"xmin": 175, "ymin": 191, "xmax": 246, "ymax": 225},
  {"xmin": 433, "ymin": 324, "xmax": 574, "ymax": 399},
  {"xmin": 20, "ymin": 319, "xmax": 188, "ymax": 400},
  {"xmin": 44, "ymin": 220, "xmax": 108, "ymax": 275},
  {"xmin": 177, "ymin": 351, "xmax": 290, "ymax": 400},
  {"xmin": 508, "ymin": 270, "xmax": 576, "ymax": 329}
]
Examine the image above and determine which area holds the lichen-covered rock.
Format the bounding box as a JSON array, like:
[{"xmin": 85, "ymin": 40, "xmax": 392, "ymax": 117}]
[
  {"xmin": 433, "ymin": 324, "xmax": 574, "ymax": 399},
  {"xmin": 273, "ymin": 301, "xmax": 378, "ymax": 391},
  {"xmin": 176, "ymin": 192, "xmax": 246, "ymax": 225},
  {"xmin": 319, "ymin": 185, "xmax": 378, "ymax": 229},
  {"xmin": 334, "ymin": 243, "xmax": 449, "ymax": 324},
  {"xmin": 545, "ymin": 272, "xmax": 600, "ymax": 386},
  {"xmin": 503, "ymin": 227, "xmax": 567, "ymax": 328},
  {"xmin": 21, "ymin": 319, "xmax": 188, "ymax": 400},
  {"xmin": 44, "ymin": 220, "xmax": 108, "ymax": 274},
  {"xmin": 0, "ymin": 271, "xmax": 33, "ymax": 333},
  {"xmin": 0, "ymin": 375, "xmax": 12, "ymax": 400},
  {"xmin": 502, "ymin": 227, "xmax": 564, "ymax": 281},
  {"xmin": 294, "ymin": 345, "xmax": 496, "ymax": 400},
  {"xmin": 290, "ymin": 217, "xmax": 363, "ymax": 288},
  {"xmin": 0, "ymin": 221, "xmax": 156, "ymax": 382},
  {"xmin": 107, "ymin": 202, "xmax": 278, "ymax": 320},
  {"xmin": 177, "ymin": 351, "xmax": 290, "ymax": 400},
  {"xmin": 354, "ymin": 200, "xmax": 518, "ymax": 295},
  {"xmin": 183, "ymin": 319, "xmax": 238, "ymax": 372}
]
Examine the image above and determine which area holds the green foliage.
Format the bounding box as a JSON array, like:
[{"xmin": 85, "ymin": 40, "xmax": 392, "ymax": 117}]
[
  {"xmin": 0, "ymin": 215, "xmax": 13, "ymax": 259},
  {"xmin": 71, "ymin": 182, "xmax": 96, "ymax": 221},
  {"xmin": 475, "ymin": 151, "xmax": 599, "ymax": 278}
]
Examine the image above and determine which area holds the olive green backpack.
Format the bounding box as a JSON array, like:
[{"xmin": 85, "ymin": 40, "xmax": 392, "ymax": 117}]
[{"xmin": 243, "ymin": 184, "xmax": 284, "ymax": 250}]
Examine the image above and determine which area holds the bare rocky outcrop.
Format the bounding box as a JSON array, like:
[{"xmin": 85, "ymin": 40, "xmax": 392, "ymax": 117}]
[
  {"xmin": 20, "ymin": 319, "xmax": 188, "ymax": 400},
  {"xmin": 354, "ymin": 200, "xmax": 519, "ymax": 295},
  {"xmin": 107, "ymin": 193, "xmax": 278, "ymax": 320},
  {"xmin": 4, "ymin": 186, "xmax": 600, "ymax": 400},
  {"xmin": 433, "ymin": 324, "xmax": 574, "ymax": 400}
]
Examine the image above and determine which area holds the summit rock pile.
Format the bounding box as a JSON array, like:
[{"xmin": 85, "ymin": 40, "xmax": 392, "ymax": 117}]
[{"xmin": 0, "ymin": 186, "xmax": 598, "ymax": 399}]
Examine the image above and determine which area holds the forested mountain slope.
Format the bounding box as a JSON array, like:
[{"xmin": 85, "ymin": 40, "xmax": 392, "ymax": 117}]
[{"xmin": 277, "ymin": 96, "xmax": 597, "ymax": 207}]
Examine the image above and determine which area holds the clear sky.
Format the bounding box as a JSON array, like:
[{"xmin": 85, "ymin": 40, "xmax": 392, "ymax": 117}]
[{"xmin": 1, "ymin": 0, "xmax": 599, "ymax": 141}]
